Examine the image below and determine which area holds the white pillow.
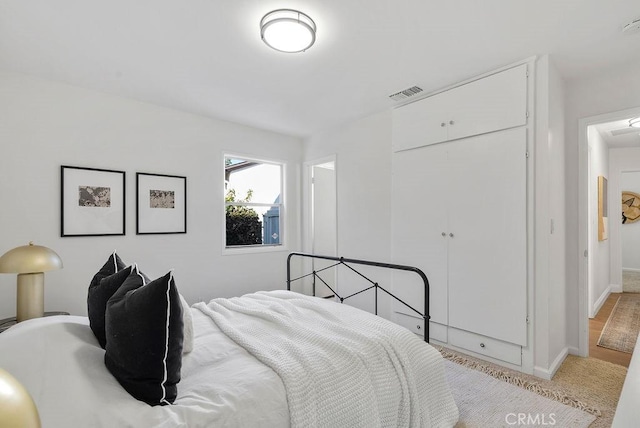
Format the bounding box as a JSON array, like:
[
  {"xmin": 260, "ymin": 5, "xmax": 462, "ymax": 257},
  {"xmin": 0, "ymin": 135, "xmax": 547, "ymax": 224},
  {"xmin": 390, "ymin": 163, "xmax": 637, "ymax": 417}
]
[{"xmin": 179, "ymin": 294, "xmax": 194, "ymax": 354}]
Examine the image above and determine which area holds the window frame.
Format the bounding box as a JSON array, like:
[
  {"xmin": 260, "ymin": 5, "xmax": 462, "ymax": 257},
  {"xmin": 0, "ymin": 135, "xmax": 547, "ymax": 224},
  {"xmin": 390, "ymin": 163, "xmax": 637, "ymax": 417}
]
[{"xmin": 222, "ymin": 153, "xmax": 286, "ymax": 254}]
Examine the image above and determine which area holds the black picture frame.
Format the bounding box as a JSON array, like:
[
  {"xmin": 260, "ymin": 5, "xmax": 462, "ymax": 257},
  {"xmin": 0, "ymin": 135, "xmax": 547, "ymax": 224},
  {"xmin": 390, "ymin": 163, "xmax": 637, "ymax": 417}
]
[
  {"xmin": 61, "ymin": 165, "xmax": 126, "ymax": 237},
  {"xmin": 136, "ymin": 172, "xmax": 187, "ymax": 235}
]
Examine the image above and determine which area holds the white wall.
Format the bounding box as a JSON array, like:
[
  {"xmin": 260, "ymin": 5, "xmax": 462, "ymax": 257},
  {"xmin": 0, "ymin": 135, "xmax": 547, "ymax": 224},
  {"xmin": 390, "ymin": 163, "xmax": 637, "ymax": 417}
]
[
  {"xmin": 587, "ymin": 126, "xmax": 611, "ymax": 314},
  {"xmin": 303, "ymin": 110, "xmax": 394, "ymax": 317},
  {"xmin": 0, "ymin": 72, "xmax": 302, "ymax": 319},
  {"xmin": 303, "ymin": 58, "xmax": 563, "ymax": 377},
  {"xmin": 547, "ymin": 58, "xmax": 567, "ymax": 371},
  {"xmin": 565, "ymin": 58, "xmax": 640, "ymax": 350},
  {"xmin": 621, "ymin": 170, "xmax": 640, "ymax": 271},
  {"xmin": 532, "ymin": 56, "xmax": 569, "ymax": 378}
]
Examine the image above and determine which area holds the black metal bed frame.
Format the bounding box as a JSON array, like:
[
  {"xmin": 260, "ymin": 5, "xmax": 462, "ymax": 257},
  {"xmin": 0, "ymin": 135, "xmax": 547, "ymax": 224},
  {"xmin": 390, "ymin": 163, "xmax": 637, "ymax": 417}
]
[{"xmin": 286, "ymin": 252, "xmax": 430, "ymax": 343}]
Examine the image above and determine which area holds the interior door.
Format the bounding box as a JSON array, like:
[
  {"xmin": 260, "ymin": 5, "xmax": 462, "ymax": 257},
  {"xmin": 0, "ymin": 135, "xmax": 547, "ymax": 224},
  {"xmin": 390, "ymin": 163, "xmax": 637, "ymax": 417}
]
[
  {"xmin": 311, "ymin": 161, "xmax": 337, "ymax": 297},
  {"xmin": 446, "ymin": 127, "xmax": 527, "ymax": 346},
  {"xmin": 391, "ymin": 143, "xmax": 449, "ymax": 325}
]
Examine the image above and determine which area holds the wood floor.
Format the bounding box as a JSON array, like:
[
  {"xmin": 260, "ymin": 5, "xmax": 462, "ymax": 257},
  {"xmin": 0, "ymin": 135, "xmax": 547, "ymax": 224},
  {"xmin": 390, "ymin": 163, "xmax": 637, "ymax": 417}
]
[{"xmin": 589, "ymin": 293, "xmax": 632, "ymax": 368}]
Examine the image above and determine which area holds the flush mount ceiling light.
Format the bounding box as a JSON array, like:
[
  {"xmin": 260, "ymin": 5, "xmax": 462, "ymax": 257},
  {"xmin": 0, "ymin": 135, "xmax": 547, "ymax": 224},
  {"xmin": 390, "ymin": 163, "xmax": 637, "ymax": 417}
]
[
  {"xmin": 260, "ymin": 9, "xmax": 316, "ymax": 53},
  {"xmin": 622, "ymin": 18, "xmax": 640, "ymax": 35},
  {"xmin": 630, "ymin": 117, "xmax": 640, "ymax": 128}
]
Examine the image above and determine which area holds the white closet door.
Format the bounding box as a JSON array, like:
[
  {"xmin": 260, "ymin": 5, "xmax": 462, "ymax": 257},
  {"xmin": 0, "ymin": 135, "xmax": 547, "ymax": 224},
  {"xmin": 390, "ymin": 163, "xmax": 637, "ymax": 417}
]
[
  {"xmin": 391, "ymin": 143, "xmax": 449, "ymax": 325},
  {"xmin": 446, "ymin": 64, "xmax": 528, "ymax": 142},
  {"xmin": 446, "ymin": 127, "xmax": 527, "ymax": 346},
  {"xmin": 392, "ymin": 91, "xmax": 450, "ymax": 152}
]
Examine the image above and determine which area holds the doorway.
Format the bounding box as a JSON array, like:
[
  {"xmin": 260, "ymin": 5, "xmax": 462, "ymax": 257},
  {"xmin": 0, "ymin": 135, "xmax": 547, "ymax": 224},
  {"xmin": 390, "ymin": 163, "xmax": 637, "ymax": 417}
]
[
  {"xmin": 620, "ymin": 170, "xmax": 640, "ymax": 293},
  {"xmin": 579, "ymin": 107, "xmax": 640, "ymax": 359},
  {"xmin": 305, "ymin": 156, "xmax": 337, "ymax": 297}
]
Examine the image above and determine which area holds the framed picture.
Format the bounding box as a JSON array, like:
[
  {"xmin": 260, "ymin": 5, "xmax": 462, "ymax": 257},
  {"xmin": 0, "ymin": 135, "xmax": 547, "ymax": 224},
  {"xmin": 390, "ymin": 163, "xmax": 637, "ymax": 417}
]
[
  {"xmin": 622, "ymin": 190, "xmax": 640, "ymax": 224},
  {"xmin": 136, "ymin": 173, "xmax": 187, "ymax": 234},
  {"xmin": 598, "ymin": 175, "xmax": 608, "ymax": 241},
  {"xmin": 61, "ymin": 165, "xmax": 126, "ymax": 237}
]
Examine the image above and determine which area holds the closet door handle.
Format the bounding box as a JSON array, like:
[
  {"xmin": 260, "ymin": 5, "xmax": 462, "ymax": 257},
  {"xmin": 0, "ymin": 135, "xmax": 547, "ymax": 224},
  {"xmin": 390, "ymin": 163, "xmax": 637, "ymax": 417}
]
[
  {"xmin": 440, "ymin": 122, "xmax": 446, "ymax": 127},
  {"xmin": 449, "ymin": 120, "xmax": 455, "ymax": 125},
  {"xmin": 441, "ymin": 232, "xmax": 446, "ymax": 237},
  {"xmin": 449, "ymin": 233, "xmax": 454, "ymax": 238}
]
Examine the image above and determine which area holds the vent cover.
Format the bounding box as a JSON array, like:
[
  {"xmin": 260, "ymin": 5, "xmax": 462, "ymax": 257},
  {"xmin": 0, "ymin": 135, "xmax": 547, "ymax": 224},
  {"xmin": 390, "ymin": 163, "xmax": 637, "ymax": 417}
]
[
  {"xmin": 389, "ymin": 86, "xmax": 423, "ymax": 102},
  {"xmin": 611, "ymin": 127, "xmax": 640, "ymax": 136}
]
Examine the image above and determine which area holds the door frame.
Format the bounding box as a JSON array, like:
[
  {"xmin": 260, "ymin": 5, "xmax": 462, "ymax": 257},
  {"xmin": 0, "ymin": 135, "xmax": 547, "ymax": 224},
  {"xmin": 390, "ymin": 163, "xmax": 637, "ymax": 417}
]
[
  {"xmin": 302, "ymin": 155, "xmax": 338, "ymax": 295},
  {"xmin": 578, "ymin": 106, "xmax": 640, "ymax": 357}
]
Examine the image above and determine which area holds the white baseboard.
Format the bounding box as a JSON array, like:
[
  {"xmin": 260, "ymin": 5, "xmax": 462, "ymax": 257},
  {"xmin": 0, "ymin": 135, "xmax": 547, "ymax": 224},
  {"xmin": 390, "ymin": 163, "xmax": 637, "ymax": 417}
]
[
  {"xmin": 567, "ymin": 346, "xmax": 586, "ymax": 358},
  {"xmin": 533, "ymin": 347, "xmax": 569, "ymax": 380},
  {"xmin": 623, "ymin": 268, "xmax": 640, "ymax": 272},
  {"xmin": 549, "ymin": 347, "xmax": 569, "ymax": 378},
  {"xmin": 533, "ymin": 366, "xmax": 552, "ymax": 380},
  {"xmin": 590, "ymin": 286, "xmax": 611, "ymax": 318},
  {"xmin": 611, "ymin": 283, "xmax": 623, "ymax": 293}
]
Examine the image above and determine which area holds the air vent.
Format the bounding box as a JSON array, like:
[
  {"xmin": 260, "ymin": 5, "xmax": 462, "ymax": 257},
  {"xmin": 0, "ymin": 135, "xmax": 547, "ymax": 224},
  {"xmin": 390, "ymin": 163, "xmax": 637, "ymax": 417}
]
[
  {"xmin": 388, "ymin": 86, "xmax": 423, "ymax": 102},
  {"xmin": 611, "ymin": 127, "xmax": 640, "ymax": 136}
]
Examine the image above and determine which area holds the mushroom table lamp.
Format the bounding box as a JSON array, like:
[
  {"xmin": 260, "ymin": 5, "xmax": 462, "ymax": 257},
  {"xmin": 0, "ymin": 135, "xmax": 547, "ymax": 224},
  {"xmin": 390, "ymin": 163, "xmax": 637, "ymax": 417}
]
[
  {"xmin": 0, "ymin": 242, "xmax": 63, "ymax": 322},
  {"xmin": 0, "ymin": 368, "xmax": 41, "ymax": 428}
]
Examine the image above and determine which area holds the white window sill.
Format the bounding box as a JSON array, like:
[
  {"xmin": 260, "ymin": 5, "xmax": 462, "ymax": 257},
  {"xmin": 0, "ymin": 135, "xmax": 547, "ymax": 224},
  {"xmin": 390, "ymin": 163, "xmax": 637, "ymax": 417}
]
[{"xmin": 222, "ymin": 244, "xmax": 288, "ymax": 256}]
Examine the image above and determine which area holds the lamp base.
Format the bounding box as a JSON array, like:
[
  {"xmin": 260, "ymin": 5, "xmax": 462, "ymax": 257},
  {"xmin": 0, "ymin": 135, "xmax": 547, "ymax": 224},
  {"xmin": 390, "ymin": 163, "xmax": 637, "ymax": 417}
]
[{"xmin": 16, "ymin": 273, "xmax": 44, "ymax": 322}]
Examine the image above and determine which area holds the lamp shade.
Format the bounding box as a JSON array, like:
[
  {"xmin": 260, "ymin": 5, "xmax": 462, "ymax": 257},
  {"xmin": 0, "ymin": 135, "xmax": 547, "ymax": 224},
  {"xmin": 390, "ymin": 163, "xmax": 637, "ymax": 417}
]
[
  {"xmin": 0, "ymin": 368, "xmax": 41, "ymax": 428},
  {"xmin": 0, "ymin": 242, "xmax": 63, "ymax": 274}
]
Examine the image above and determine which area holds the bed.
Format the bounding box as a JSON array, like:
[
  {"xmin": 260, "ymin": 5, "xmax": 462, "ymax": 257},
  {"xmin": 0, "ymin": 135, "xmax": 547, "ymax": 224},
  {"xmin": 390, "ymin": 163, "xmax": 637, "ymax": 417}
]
[{"xmin": 0, "ymin": 253, "xmax": 459, "ymax": 428}]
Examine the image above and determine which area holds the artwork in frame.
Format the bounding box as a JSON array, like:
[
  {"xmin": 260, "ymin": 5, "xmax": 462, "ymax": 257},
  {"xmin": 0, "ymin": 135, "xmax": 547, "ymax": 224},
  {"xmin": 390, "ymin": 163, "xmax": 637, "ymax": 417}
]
[
  {"xmin": 61, "ymin": 165, "xmax": 126, "ymax": 237},
  {"xmin": 598, "ymin": 175, "xmax": 608, "ymax": 241},
  {"xmin": 136, "ymin": 173, "xmax": 187, "ymax": 235},
  {"xmin": 622, "ymin": 190, "xmax": 640, "ymax": 224}
]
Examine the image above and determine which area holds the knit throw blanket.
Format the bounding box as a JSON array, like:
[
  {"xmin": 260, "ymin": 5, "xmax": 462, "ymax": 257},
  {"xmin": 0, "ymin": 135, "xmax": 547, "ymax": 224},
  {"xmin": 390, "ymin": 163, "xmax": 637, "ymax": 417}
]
[{"xmin": 194, "ymin": 290, "xmax": 458, "ymax": 428}]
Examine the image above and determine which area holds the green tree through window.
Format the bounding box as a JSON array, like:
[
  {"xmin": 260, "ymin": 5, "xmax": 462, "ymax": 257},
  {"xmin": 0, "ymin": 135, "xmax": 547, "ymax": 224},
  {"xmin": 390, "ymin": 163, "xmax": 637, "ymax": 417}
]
[
  {"xmin": 224, "ymin": 156, "xmax": 283, "ymax": 248},
  {"xmin": 225, "ymin": 189, "xmax": 262, "ymax": 246}
]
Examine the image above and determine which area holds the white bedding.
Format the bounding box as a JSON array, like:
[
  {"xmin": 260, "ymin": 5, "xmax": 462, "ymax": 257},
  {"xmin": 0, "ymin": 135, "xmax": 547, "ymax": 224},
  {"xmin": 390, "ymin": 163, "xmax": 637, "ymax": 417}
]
[
  {"xmin": 0, "ymin": 291, "xmax": 458, "ymax": 428},
  {"xmin": 195, "ymin": 290, "xmax": 459, "ymax": 428},
  {"xmin": 0, "ymin": 314, "xmax": 289, "ymax": 428}
]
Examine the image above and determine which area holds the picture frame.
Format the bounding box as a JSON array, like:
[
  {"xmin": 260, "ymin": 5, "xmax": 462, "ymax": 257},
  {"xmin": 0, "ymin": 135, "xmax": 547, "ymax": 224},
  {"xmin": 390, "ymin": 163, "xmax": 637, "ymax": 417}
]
[
  {"xmin": 598, "ymin": 175, "xmax": 608, "ymax": 241},
  {"xmin": 61, "ymin": 165, "xmax": 126, "ymax": 237},
  {"xmin": 622, "ymin": 190, "xmax": 640, "ymax": 224},
  {"xmin": 136, "ymin": 172, "xmax": 187, "ymax": 234}
]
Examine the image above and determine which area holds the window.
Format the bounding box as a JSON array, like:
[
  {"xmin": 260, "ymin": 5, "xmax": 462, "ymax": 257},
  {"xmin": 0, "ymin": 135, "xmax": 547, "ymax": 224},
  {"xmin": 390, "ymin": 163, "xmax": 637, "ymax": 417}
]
[{"xmin": 224, "ymin": 155, "xmax": 283, "ymax": 248}]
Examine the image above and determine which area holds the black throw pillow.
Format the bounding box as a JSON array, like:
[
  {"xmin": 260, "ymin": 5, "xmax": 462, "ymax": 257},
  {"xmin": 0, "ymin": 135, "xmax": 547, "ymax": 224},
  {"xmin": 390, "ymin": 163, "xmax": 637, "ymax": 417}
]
[
  {"xmin": 104, "ymin": 266, "xmax": 184, "ymax": 406},
  {"xmin": 87, "ymin": 251, "xmax": 127, "ymax": 348}
]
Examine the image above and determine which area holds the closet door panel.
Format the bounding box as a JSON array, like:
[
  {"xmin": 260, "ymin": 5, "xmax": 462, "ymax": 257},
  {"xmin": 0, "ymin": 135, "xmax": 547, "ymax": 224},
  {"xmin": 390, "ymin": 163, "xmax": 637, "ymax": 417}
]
[
  {"xmin": 447, "ymin": 64, "xmax": 528, "ymax": 141},
  {"xmin": 392, "ymin": 92, "xmax": 450, "ymax": 152},
  {"xmin": 391, "ymin": 144, "xmax": 448, "ymax": 325},
  {"xmin": 446, "ymin": 128, "xmax": 527, "ymax": 346}
]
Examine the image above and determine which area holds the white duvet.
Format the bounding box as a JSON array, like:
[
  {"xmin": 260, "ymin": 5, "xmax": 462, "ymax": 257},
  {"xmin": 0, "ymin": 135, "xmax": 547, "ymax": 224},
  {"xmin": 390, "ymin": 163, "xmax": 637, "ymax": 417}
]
[
  {"xmin": 0, "ymin": 291, "xmax": 458, "ymax": 428},
  {"xmin": 195, "ymin": 290, "xmax": 458, "ymax": 428}
]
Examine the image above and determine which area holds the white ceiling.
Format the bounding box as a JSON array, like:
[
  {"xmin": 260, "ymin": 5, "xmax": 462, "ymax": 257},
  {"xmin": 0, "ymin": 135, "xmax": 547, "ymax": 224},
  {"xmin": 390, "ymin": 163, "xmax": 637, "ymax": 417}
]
[
  {"xmin": 1, "ymin": 1, "xmax": 640, "ymax": 138},
  {"xmin": 593, "ymin": 119, "xmax": 640, "ymax": 148}
]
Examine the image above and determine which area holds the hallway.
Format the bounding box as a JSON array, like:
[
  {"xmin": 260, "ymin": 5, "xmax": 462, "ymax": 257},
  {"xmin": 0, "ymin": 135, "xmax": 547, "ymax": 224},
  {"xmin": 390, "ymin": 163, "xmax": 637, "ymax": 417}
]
[{"xmin": 589, "ymin": 293, "xmax": 632, "ymax": 367}]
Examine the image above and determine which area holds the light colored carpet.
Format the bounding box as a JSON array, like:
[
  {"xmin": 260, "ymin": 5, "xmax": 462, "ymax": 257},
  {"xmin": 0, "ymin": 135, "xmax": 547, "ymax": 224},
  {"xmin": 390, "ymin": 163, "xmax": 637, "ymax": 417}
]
[
  {"xmin": 622, "ymin": 270, "xmax": 640, "ymax": 293},
  {"xmin": 446, "ymin": 360, "xmax": 596, "ymax": 427},
  {"xmin": 597, "ymin": 293, "xmax": 640, "ymax": 353},
  {"xmin": 440, "ymin": 348, "xmax": 627, "ymax": 428}
]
